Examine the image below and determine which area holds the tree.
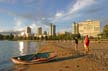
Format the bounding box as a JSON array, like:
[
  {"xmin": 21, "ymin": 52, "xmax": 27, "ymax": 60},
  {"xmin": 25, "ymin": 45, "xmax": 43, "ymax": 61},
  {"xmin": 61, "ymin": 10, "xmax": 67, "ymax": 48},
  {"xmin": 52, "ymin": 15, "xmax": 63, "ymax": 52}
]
[
  {"xmin": 103, "ymin": 24, "xmax": 108, "ymax": 34},
  {"xmin": 0, "ymin": 34, "xmax": 4, "ymax": 40},
  {"xmin": 103, "ymin": 24, "xmax": 108, "ymax": 38},
  {"xmin": 9, "ymin": 33, "xmax": 14, "ymax": 40}
]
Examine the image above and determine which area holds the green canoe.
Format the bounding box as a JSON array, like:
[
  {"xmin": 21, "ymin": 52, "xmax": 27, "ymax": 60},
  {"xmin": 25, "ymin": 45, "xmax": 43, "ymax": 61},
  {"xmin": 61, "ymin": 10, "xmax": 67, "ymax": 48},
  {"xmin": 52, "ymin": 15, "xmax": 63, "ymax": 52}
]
[{"xmin": 11, "ymin": 52, "xmax": 57, "ymax": 64}]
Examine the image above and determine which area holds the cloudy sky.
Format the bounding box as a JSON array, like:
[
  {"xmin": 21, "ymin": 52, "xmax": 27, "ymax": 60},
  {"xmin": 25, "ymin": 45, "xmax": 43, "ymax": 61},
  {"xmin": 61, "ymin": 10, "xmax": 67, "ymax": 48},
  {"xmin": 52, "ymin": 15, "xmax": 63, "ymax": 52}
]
[{"xmin": 0, "ymin": 0, "xmax": 108, "ymax": 33}]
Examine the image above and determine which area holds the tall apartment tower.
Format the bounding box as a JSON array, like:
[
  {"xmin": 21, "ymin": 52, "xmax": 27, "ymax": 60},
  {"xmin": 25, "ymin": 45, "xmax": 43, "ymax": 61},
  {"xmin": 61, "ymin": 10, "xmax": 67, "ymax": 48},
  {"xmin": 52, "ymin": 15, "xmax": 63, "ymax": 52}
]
[
  {"xmin": 26, "ymin": 26, "xmax": 31, "ymax": 37},
  {"xmin": 72, "ymin": 22, "xmax": 79, "ymax": 34},
  {"xmin": 49, "ymin": 24, "xmax": 56, "ymax": 36},
  {"xmin": 37, "ymin": 27, "xmax": 42, "ymax": 35}
]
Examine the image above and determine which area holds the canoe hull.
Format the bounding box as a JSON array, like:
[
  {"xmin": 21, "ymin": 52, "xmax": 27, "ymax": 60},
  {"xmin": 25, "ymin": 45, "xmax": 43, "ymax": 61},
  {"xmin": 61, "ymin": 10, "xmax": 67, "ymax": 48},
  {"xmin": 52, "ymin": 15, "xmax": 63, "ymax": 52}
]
[{"xmin": 11, "ymin": 52, "xmax": 57, "ymax": 64}]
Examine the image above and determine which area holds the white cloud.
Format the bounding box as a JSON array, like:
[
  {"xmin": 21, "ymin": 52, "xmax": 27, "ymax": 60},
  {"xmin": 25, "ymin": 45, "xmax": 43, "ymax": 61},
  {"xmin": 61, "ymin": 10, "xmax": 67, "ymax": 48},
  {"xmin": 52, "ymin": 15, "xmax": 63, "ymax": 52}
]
[
  {"xmin": 29, "ymin": 21, "xmax": 49, "ymax": 33},
  {"xmin": 29, "ymin": 22, "xmax": 36, "ymax": 29},
  {"xmin": 41, "ymin": 17, "xmax": 46, "ymax": 20},
  {"xmin": 52, "ymin": 0, "xmax": 96, "ymax": 23},
  {"xmin": 0, "ymin": 29, "xmax": 4, "ymax": 32},
  {"xmin": 13, "ymin": 17, "xmax": 49, "ymax": 33},
  {"xmin": 55, "ymin": 12, "xmax": 63, "ymax": 17},
  {"xmin": 15, "ymin": 18, "xmax": 22, "ymax": 26},
  {"xmin": 69, "ymin": 0, "xmax": 96, "ymax": 14},
  {"xmin": 29, "ymin": 22, "xmax": 37, "ymax": 33},
  {"xmin": 13, "ymin": 17, "xmax": 25, "ymax": 31}
]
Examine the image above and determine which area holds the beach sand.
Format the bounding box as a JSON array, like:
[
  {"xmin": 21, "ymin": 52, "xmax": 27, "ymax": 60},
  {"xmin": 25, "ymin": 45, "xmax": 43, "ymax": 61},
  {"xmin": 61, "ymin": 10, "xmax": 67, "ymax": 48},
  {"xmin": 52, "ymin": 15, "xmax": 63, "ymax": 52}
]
[{"xmin": 13, "ymin": 41, "xmax": 108, "ymax": 71}]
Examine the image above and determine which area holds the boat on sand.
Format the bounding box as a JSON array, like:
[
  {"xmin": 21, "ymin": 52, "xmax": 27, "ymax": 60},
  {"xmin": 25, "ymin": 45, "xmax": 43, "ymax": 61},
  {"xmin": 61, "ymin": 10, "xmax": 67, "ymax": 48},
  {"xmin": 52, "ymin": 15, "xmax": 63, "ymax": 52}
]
[{"xmin": 11, "ymin": 52, "xmax": 57, "ymax": 64}]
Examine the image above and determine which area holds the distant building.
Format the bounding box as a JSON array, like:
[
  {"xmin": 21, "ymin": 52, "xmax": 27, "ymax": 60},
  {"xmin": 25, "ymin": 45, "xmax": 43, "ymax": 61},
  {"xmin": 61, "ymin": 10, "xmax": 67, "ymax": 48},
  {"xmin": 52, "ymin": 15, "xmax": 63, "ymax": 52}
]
[
  {"xmin": 25, "ymin": 26, "xmax": 31, "ymax": 37},
  {"xmin": 58, "ymin": 31, "xmax": 71, "ymax": 35},
  {"xmin": 37, "ymin": 27, "xmax": 42, "ymax": 35},
  {"xmin": 36, "ymin": 27, "xmax": 43, "ymax": 38},
  {"xmin": 57, "ymin": 31, "xmax": 65, "ymax": 35},
  {"xmin": 43, "ymin": 31, "xmax": 47, "ymax": 35},
  {"xmin": 72, "ymin": 22, "xmax": 79, "ymax": 34},
  {"xmin": 49, "ymin": 24, "xmax": 56, "ymax": 36},
  {"xmin": 72, "ymin": 20, "xmax": 100, "ymax": 37},
  {"xmin": 42, "ymin": 31, "xmax": 47, "ymax": 37}
]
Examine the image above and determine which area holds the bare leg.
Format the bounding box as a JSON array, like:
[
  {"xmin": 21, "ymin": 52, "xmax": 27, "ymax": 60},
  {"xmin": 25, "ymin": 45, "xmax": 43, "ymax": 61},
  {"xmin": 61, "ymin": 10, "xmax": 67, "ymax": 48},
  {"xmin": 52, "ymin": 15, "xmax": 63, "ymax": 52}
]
[
  {"xmin": 84, "ymin": 44, "xmax": 89, "ymax": 53},
  {"xmin": 75, "ymin": 44, "xmax": 78, "ymax": 51}
]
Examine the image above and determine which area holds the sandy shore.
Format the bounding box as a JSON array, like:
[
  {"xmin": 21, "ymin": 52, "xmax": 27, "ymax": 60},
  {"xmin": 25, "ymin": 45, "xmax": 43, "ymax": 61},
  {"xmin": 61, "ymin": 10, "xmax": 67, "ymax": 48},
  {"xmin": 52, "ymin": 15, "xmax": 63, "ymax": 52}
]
[{"xmin": 13, "ymin": 41, "xmax": 108, "ymax": 71}]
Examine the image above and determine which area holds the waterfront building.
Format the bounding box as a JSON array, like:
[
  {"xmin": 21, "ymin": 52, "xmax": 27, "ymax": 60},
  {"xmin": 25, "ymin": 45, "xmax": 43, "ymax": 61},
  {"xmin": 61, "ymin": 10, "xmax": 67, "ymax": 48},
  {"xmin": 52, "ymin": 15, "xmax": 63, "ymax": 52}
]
[
  {"xmin": 72, "ymin": 20, "xmax": 100, "ymax": 37},
  {"xmin": 49, "ymin": 24, "xmax": 56, "ymax": 36},
  {"xmin": 37, "ymin": 27, "xmax": 42, "ymax": 35},
  {"xmin": 72, "ymin": 22, "xmax": 79, "ymax": 34},
  {"xmin": 25, "ymin": 26, "xmax": 31, "ymax": 37}
]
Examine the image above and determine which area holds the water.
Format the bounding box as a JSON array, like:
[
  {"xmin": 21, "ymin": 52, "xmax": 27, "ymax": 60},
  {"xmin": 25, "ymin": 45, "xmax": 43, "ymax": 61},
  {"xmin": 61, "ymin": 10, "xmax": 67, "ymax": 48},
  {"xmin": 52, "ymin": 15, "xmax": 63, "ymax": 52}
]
[{"xmin": 0, "ymin": 40, "xmax": 41, "ymax": 71}]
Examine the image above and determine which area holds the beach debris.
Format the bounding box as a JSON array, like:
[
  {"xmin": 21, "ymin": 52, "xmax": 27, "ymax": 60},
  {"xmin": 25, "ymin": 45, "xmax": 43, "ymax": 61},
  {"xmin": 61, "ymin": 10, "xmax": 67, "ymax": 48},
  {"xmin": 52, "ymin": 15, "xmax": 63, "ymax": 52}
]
[
  {"xmin": 65, "ymin": 66, "xmax": 70, "ymax": 68},
  {"xmin": 75, "ymin": 65, "xmax": 80, "ymax": 68}
]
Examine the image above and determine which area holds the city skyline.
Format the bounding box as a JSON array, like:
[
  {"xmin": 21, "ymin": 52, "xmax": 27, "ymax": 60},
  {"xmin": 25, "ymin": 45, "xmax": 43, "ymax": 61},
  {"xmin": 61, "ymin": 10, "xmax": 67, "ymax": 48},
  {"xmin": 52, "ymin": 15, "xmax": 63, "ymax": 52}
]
[{"xmin": 0, "ymin": 0, "xmax": 108, "ymax": 33}]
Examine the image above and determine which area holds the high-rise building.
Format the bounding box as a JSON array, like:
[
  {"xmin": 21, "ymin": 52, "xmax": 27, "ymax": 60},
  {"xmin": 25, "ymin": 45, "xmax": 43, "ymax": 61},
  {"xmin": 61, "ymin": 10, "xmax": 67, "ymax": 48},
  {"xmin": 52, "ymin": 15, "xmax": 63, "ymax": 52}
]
[
  {"xmin": 43, "ymin": 31, "xmax": 47, "ymax": 35},
  {"xmin": 37, "ymin": 27, "xmax": 42, "ymax": 35},
  {"xmin": 49, "ymin": 24, "xmax": 56, "ymax": 36},
  {"xmin": 72, "ymin": 22, "xmax": 79, "ymax": 34},
  {"xmin": 25, "ymin": 26, "xmax": 31, "ymax": 37},
  {"xmin": 73, "ymin": 20, "xmax": 100, "ymax": 37},
  {"xmin": 26, "ymin": 26, "xmax": 31, "ymax": 34}
]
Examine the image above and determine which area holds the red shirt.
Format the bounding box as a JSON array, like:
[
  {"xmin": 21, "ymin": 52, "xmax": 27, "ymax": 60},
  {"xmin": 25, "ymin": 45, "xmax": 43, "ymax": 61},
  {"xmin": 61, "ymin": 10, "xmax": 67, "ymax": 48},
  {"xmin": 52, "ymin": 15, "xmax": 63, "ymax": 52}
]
[{"xmin": 84, "ymin": 36, "xmax": 89, "ymax": 46}]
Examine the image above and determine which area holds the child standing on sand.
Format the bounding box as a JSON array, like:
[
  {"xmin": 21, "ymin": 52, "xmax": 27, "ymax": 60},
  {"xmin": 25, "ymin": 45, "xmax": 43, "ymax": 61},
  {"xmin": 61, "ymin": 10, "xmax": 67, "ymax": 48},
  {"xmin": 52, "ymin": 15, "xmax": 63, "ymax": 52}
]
[{"xmin": 84, "ymin": 35, "xmax": 90, "ymax": 53}]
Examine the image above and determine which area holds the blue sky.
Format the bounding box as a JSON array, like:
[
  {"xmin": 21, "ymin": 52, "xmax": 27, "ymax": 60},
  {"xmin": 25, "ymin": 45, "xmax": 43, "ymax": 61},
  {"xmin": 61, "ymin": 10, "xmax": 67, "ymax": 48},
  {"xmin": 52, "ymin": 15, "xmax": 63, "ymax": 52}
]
[{"xmin": 0, "ymin": 0, "xmax": 108, "ymax": 33}]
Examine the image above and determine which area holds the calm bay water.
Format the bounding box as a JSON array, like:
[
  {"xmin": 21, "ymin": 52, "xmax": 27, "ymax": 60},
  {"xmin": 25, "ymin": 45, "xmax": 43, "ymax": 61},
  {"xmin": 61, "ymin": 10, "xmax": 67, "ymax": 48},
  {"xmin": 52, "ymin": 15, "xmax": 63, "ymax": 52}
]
[{"xmin": 0, "ymin": 40, "xmax": 40, "ymax": 71}]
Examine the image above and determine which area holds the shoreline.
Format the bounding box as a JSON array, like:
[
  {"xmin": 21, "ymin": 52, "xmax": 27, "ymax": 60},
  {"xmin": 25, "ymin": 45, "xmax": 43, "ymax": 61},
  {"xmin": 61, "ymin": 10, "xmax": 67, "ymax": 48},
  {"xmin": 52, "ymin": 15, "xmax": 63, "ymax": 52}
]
[{"xmin": 12, "ymin": 41, "xmax": 108, "ymax": 71}]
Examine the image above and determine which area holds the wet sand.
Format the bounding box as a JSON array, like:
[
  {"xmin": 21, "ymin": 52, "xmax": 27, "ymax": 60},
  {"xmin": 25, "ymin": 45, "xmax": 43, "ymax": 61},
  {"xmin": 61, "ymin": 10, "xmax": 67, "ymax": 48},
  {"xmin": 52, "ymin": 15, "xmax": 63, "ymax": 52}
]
[{"xmin": 13, "ymin": 41, "xmax": 108, "ymax": 71}]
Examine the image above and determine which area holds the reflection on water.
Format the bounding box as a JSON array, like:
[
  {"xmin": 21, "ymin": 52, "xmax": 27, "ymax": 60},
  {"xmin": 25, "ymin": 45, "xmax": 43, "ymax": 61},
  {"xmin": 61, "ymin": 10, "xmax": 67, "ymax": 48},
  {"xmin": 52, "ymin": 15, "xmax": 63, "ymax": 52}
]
[
  {"xmin": 12, "ymin": 41, "xmax": 40, "ymax": 71},
  {"xmin": 19, "ymin": 41, "xmax": 29, "ymax": 55},
  {"xmin": 0, "ymin": 41, "xmax": 41, "ymax": 71},
  {"xmin": 19, "ymin": 41, "xmax": 39, "ymax": 55},
  {"xmin": 12, "ymin": 41, "xmax": 42, "ymax": 71}
]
